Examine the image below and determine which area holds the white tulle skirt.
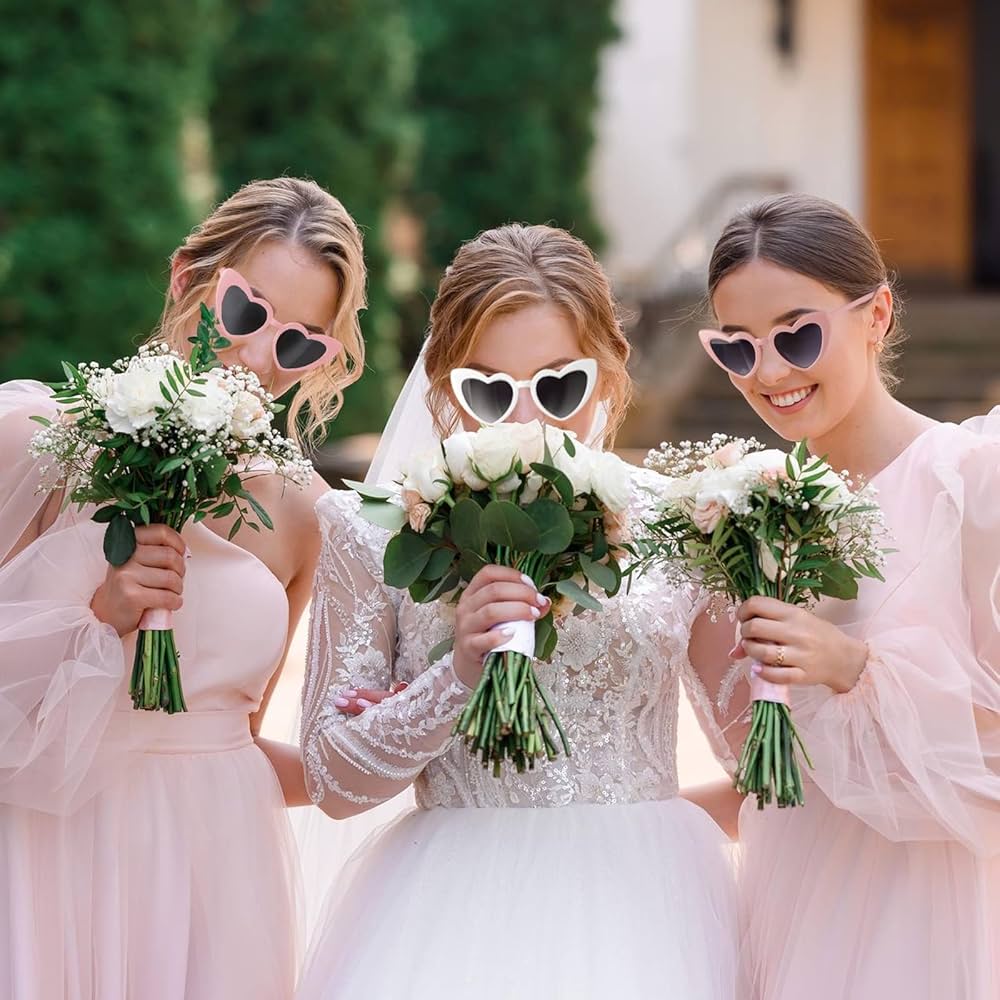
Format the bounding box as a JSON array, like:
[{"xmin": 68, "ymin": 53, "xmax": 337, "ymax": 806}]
[{"xmin": 298, "ymin": 797, "xmax": 739, "ymax": 1000}]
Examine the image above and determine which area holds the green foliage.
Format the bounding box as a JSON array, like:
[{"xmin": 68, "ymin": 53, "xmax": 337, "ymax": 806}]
[
  {"xmin": 0, "ymin": 2, "xmax": 222, "ymax": 380},
  {"xmin": 210, "ymin": 0, "xmax": 416, "ymax": 437},
  {"xmin": 405, "ymin": 0, "xmax": 618, "ymax": 341}
]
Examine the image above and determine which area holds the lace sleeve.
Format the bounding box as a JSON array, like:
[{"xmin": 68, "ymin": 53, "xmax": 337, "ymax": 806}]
[{"xmin": 300, "ymin": 491, "xmax": 472, "ymax": 819}]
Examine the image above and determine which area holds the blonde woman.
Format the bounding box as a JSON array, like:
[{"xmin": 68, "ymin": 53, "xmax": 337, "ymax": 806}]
[
  {"xmin": 297, "ymin": 224, "xmax": 740, "ymax": 999},
  {"xmin": 0, "ymin": 177, "xmax": 365, "ymax": 1000}
]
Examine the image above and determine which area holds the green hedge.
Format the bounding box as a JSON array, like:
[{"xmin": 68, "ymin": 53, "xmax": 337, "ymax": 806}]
[
  {"xmin": 406, "ymin": 0, "xmax": 617, "ymax": 324},
  {"xmin": 211, "ymin": 0, "xmax": 415, "ymax": 438},
  {"xmin": 0, "ymin": 3, "xmax": 221, "ymax": 380}
]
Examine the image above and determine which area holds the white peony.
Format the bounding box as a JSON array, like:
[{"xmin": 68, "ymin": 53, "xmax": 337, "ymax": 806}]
[
  {"xmin": 468, "ymin": 425, "xmax": 519, "ymax": 483},
  {"xmin": 442, "ymin": 431, "xmax": 487, "ymax": 490},
  {"xmin": 230, "ymin": 389, "xmax": 271, "ymax": 440},
  {"xmin": 104, "ymin": 365, "xmax": 167, "ymax": 436},
  {"xmin": 402, "ymin": 447, "xmax": 450, "ymax": 503},
  {"xmin": 177, "ymin": 371, "xmax": 235, "ymax": 435},
  {"xmin": 589, "ymin": 451, "xmax": 632, "ymax": 513}
]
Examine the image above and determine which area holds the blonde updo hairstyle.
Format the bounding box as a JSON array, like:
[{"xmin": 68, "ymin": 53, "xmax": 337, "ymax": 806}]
[
  {"xmin": 152, "ymin": 177, "xmax": 366, "ymax": 444},
  {"xmin": 423, "ymin": 223, "xmax": 632, "ymax": 444}
]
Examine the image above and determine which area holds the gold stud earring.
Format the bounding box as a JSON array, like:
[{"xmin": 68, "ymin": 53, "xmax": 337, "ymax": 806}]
[{"xmin": 875, "ymin": 340, "xmax": 885, "ymax": 354}]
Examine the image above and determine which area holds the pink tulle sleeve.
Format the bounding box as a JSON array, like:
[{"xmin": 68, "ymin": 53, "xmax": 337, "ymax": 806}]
[
  {"xmin": 0, "ymin": 381, "xmax": 128, "ymax": 814},
  {"xmin": 795, "ymin": 412, "xmax": 1000, "ymax": 857}
]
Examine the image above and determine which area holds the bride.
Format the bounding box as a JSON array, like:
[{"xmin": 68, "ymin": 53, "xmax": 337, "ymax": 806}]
[{"xmin": 296, "ymin": 224, "xmax": 742, "ymax": 999}]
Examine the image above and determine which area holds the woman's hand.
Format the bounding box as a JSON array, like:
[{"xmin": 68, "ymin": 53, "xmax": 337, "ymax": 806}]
[
  {"xmin": 452, "ymin": 565, "xmax": 549, "ymax": 688},
  {"xmin": 734, "ymin": 596, "xmax": 867, "ymax": 694},
  {"xmin": 90, "ymin": 524, "xmax": 187, "ymax": 637}
]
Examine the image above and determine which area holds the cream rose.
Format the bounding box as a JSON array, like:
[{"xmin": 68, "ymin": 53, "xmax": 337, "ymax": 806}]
[
  {"xmin": 402, "ymin": 447, "xmax": 449, "ymax": 503},
  {"xmin": 468, "ymin": 425, "xmax": 518, "ymax": 483},
  {"xmin": 230, "ymin": 389, "xmax": 270, "ymax": 440},
  {"xmin": 442, "ymin": 431, "xmax": 487, "ymax": 490},
  {"xmin": 589, "ymin": 451, "xmax": 632, "ymax": 514}
]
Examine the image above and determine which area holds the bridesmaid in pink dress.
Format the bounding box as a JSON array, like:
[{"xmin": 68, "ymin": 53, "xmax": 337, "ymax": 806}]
[
  {"xmin": 692, "ymin": 193, "xmax": 1000, "ymax": 998},
  {"xmin": 0, "ymin": 177, "xmax": 366, "ymax": 999}
]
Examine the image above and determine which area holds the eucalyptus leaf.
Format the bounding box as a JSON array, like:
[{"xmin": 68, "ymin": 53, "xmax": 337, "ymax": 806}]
[
  {"xmin": 555, "ymin": 578, "xmax": 603, "ymax": 612},
  {"xmin": 524, "ymin": 498, "xmax": 574, "ymax": 554},
  {"xmin": 450, "ymin": 497, "xmax": 484, "ymax": 553},
  {"xmin": 426, "ymin": 635, "xmax": 455, "ymax": 666},
  {"xmin": 384, "ymin": 530, "xmax": 435, "ymax": 589},
  {"xmin": 579, "ymin": 552, "xmax": 618, "ymax": 592},
  {"xmin": 481, "ymin": 500, "xmax": 540, "ymax": 551},
  {"xmin": 358, "ymin": 499, "xmax": 407, "ymax": 532},
  {"xmin": 103, "ymin": 512, "xmax": 136, "ymax": 567},
  {"xmin": 343, "ymin": 479, "xmax": 396, "ymax": 501}
]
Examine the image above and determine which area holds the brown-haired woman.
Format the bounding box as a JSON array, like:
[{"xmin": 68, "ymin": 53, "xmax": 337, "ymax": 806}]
[
  {"xmin": 0, "ymin": 177, "xmax": 366, "ymax": 999},
  {"xmin": 297, "ymin": 223, "xmax": 741, "ymax": 1000},
  {"xmin": 693, "ymin": 193, "xmax": 1000, "ymax": 999}
]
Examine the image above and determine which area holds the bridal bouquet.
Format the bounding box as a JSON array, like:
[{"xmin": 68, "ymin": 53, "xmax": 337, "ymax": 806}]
[
  {"xmin": 29, "ymin": 307, "xmax": 312, "ymax": 713},
  {"xmin": 632, "ymin": 435, "xmax": 888, "ymax": 808},
  {"xmin": 351, "ymin": 421, "xmax": 633, "ymax": 775}
]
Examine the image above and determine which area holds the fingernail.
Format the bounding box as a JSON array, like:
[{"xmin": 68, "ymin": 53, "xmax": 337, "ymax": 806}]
[
  {"xmin": 520, "ymin": 574, "xmax": 535, "ymax": 588},
  {"xmin": 728, "ymin": 645, "xmax": 742, "ymax": 658},
  {"xmin": 750, "ymin": 662, "xmax": 762, "ymax": 676},
  {"xmin": 185, "ymin": 549, "xmax": 192, "ymax": 560},
  {"xmin": 501, "ymin": 628, "xmax": 516, "ymax": 638},
  {"xmin": 356, "ymin": 698, "xmax": 373, "ymax": 709},
  {"xmin": 535, "ymin": 593, "xmax": 548, "ymax": 606},
  {"xmin": 344, "ymin": 690, "xmax": 358, "ymax": 698},
  {"xmin": 530, "ymin": 606, "xmax": 541, "ymax": 618},
  {"xmin": 395, "ymin": 682, "xmax": 408, "ymax": 692},
  {"xmin": 334, "ymin": 697, "xmax": 350, "ymax": 708}
]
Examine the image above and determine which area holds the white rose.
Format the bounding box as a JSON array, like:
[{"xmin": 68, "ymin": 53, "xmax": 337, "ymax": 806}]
[
  {"xmin": 442, "ymin": 431, "xmax": 487, "ymax": 490},
  {"xmin": 692, "ymin": 497, "xmax": 727, "ymax": 534},
  {"xmin": 695, "ymin": 465, "xmax": 754, "ymax": 515},
  {"xmin": 104, "ymin": 366, "xmax": 166, "ymax": 436},
  {"xmin": 507, "ymin": 420, "xmax": 545, "ymax": 469},
  {"xmin": 469, "ymin": 425, "xmax": 518, "ymax": 483},
  {"xmin": 811, "ymin": 466, "xmax": 853, "ymax": 510},
  {"xmin": 177, "ymin": 371, "xmax": 234, "ymax": 435},
  {"xmin": 552, "ymin": 444, "xmax": 592, "ymax": 496},
  {"xmin": 230, "ymin": 389, "xmax": 270, "ymax": 440},
  {"xmin": 741, "ymin": 449, "xmax": 791, "ymax": 479},
  {"xmin": 402, "ymin": 447, "xmax": 449, "ymax": 503},
  {"xmin": 705, "ymin": 439, "xmax": 745, "ymax": 470},
  {"xmin": 520, "ymin": 473, "xmax": 544, "ymax": 505},
  {"xmin": 589, "ymin": 451, "xmax": 632, "ymax": 514}
]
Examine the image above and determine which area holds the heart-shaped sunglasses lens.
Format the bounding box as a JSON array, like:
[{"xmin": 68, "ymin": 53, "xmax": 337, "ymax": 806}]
[
  {"xmin": 709, "ymin": 338, "xmax": 757, "ymax": 377},
  {"xmin": 220, "ymin": 285, "xmax": 268, "ymax": 337},
  {"xmin": 458, "ymin": 377, "xmax": 515, "ymax": 423},
  {"xmin": 774, "ymin": 322, "xmax": 823, "ymax": 369},
  {"xmin": 535, "ymin": 368, "xmax": 591, "ymax": 419},
  {"xmin": 274, "ymin": 328, "xmax": 330, "ymax": 370}
]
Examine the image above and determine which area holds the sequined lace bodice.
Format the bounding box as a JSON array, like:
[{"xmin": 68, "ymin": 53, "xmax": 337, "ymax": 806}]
[{"xmin": 302, "ymin": 477, "xmax": 726, "ymax": 812}]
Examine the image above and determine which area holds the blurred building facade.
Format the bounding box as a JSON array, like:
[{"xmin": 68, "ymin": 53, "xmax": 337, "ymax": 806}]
[{"xmin": 589, "ymin": 0, "xmax": 1000, "ymax": 447}]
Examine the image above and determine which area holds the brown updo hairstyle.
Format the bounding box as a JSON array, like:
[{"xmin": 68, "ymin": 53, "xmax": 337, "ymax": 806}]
[
  {"xmin": 152, "ymin": 177, "xmax": 367, "ymax": 445},
  {"xmin": 707, "ymin": 193, "xmax": 903, "ymax": 387},
  {"xmin": 423, "ymin": 223, "xmax": 632, "ymax": 443}
]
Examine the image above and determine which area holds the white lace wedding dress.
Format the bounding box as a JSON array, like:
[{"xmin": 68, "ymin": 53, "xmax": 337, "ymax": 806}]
[{"xmin": 296, "ymin": 481, "xmax": 739, "ymax": 999}]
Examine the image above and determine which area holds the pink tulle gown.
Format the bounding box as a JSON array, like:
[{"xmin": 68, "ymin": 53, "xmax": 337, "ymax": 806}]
[
  {"xmin": 0, "ymin": 382, "xmax": 300, "ymax": 999},
  {"xmin": 726, "ymin": 412, "xmax": 1000, "ymax": 998}
]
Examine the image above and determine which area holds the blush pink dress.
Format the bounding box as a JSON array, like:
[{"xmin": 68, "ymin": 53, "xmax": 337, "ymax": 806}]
[
  {"xmin": 725, "ymin": 412, "xmax": 1000, "ymax": 999},
  {"xmin": 0, "ymin": 381, "xmax": 300, "ymax": 999}
]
